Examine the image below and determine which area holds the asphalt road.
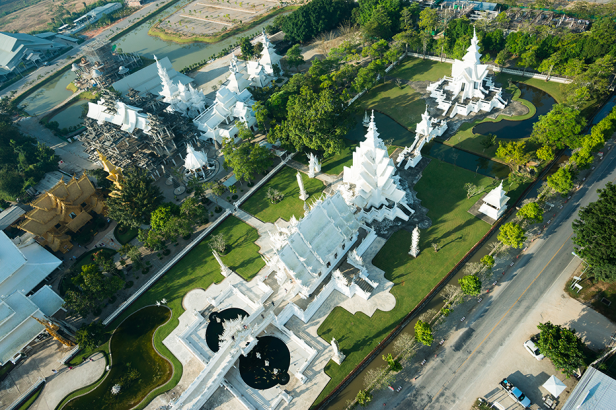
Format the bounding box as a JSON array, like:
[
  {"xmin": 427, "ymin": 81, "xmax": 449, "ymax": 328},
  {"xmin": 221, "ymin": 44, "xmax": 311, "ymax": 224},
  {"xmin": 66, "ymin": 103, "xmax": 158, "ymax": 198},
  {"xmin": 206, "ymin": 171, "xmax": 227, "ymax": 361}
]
[
  {"xmin": 392, "ymin": 144, "xmax": 616, "ymax": 410},
  {"xmin": 0, "ymin": 0, "xmax": 172, "ymax": 99}
]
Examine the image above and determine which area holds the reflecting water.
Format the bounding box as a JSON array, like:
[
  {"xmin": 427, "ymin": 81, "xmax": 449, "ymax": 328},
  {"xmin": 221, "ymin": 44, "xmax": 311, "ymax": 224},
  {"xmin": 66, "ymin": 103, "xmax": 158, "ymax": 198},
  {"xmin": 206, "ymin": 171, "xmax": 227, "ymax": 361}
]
[
  {"xmin": 346, "ymin": 111, "xmax": 416, "ymax": 147},
  {"xmin": 19, "ymin": 70, "xmax": 76, "ymax": 116},
  {"xmin": 472, "ymin": 84, "xmax": 556, "ymax": 139},
  {"xmin": 429, "ymin": 143, "xmax": 510, "ymax": 179},
  {"xmin": 49, "ymin": 99, "xmax": 89, "ymax": 128}
]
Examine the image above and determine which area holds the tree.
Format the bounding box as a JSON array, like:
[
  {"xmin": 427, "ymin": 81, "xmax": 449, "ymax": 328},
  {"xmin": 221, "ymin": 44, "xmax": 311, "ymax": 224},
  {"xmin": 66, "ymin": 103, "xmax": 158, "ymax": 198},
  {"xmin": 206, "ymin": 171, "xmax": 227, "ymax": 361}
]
[
  {"xmin": 64, "ymin": 290, "xmax": 98, "ymax": 317},
  {"xmin": 240, "ymin": 37, "xmax": 254, "ymax": 59},
  {"xmin": 464, "ymin": 182, "xmax": 483, "ymax": 199},
  {"xmin": 517, "ymin": 202, "xmax": 544, "ymax": 223},
  {"xmin": 536, "ymin": 322, "xmax": 585, "ymax": 378},
  {"xmin": 519, "ymin": 45, "xmax": 538, "ymax": 74},
  {"xmin": 75, "ymin": 321, "xmax": 105, "ymax": 350},
  {"xmin": 481, "ymin": 255, "xmax": 495, "ymax": 268},
  {"xmin": 361, "ymin": 4, "xmax": 394, "ymax": 40},
  {"xmin": 393, "ymin": 332, "xmax": 415, "ymax": 355},
  {"xmin": 459, "ymin": 275, "xmax": 481, "ymax": 296},
  {"xmin": 120, "ymin": 243, "xmax": 144, "ymax": 270},
  {"xmin": 180, "ymin": 196, "xmax": 207, "ymax": 224},
  {"xmin": 223, "ymin": 125, "xmax": 274, "ymax": 183},
  {"xmin": 494, "ymin": 49, "xmax": 509, "ymax": 67},
  {"xmin": 86, "ymin": 168, "xmax": 112, "ymax": 189},
  {"xmin": 496, "ymin": 141, "xmax": 530, "ymax": 171},
  {"xmin": 285, "ymin": 44, "xmax": 304, "ymax": 72},
  {"xmin": 418, "ymin": 7, "xmax": 438, "ymax": 34},
  {"xmin": 281, "ymin": 0, "xmax": 353, "ymax": 43},
  {"xmin": 536, "ymin": 145, "xmax": 555, "ymax": 162},
  {"xmin": 150, "ymin": 203, "xmax": 179, "ymax": 232},
  {"xmin": 498, "ymin": 222, "xmax": 526, "ymax": 248},
  {"xmin": 206, "ymin": 181, "xmax": 226, "ymax": 204},
  {"xmin": 547, "ymin": 166, "xmax": 574, "ymax": 194},
  {"xmin": 531, "ymin": 104, "xmax": 586, "ymax": 150},
  {"xmin": 209, "ymin": 233, "xmax": 227, "ymax": 254},
  {"xmin": 572, "ymin": 183, "xmax": 616, "ymax": 281},
  {"xmin": 106, "ymin": 167, "xmax": 162, "ymax": 229},
  {"xmin": 415, "ymin": 320, "xmax": 433, "ymax": 346},
  {"xmin": 356, "ymin": 389, "xmax": 372, "ymax": 406},
  {"xmin": 382, "ymin": 353, "xmax": 402, "ymax": 372}
]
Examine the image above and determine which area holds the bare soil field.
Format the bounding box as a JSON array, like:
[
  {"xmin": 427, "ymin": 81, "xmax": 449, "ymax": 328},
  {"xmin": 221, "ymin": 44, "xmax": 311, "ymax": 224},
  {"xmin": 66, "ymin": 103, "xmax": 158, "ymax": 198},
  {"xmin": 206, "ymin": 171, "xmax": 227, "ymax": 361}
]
[{"xmin": 0, "ymin": 0, "xmax": 100, "ymax": 33}]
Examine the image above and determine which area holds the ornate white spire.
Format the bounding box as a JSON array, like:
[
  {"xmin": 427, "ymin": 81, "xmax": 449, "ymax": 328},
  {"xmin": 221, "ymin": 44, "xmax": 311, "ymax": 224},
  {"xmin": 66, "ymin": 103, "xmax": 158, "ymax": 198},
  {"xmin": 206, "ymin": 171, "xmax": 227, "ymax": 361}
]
[
  {"xmin": 463, "ymin": 26, "xmax": 482, "ymax": 66},
  {"xmin": 212, "ymin": 250, "xmax": 232, "ymax": 277},
  {"xmin": 409, "ymin": 226, "xmax": 420, "ymax": 257},
  {"xmin": 297, "ymin": 171, "xmax": 309, "ymax": 200},
  {"xmin": 155, "ymin": 55, "xmax": 177, "ymax": 100}
]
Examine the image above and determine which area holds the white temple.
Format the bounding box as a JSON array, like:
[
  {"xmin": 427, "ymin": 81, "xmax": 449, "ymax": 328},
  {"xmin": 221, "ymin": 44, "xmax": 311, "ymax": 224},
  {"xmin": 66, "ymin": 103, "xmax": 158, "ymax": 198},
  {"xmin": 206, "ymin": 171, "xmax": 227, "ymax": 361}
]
[
  {"xmin": 427, "ymin": 28, "xmax": 507, "ymax": 118},
  {"xmin": 478, "ymin": 182, "xmax": 509, "ymax": 220},
  {"xmin": 183, "ymin": 143, "xmax": 212, "ymax": 181},
  {"xmin": 343, "ymin": 112, "xmax": 413, "ymax": 223},
  {"xmin": 156, "ymin": 56, "xmax": 207, "ymax": 118},
  {"xmin": 397, "ymin": 107, "xmax": 447, "ymax": 169},
  {"xmin": 87, "ymin": 98, "xmax": 150, "ymax": 134}
]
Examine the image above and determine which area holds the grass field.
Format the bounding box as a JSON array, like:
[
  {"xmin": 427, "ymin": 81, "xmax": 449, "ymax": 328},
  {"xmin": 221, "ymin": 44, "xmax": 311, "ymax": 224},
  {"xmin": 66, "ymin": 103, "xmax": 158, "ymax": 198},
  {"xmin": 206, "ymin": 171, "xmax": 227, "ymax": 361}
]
[
  {"xmin": 389, "ymin": 57, "xmax": 452, "ymax": 83},
  {"xmin": 314, "ymin": 159, "xmax": 493, "ymax": 404},
  {"xmin": 114, "ymin": 225, "xmax": 139, "ymax": 245},
  {"xmin": 356, "ymin": 81, "xmax": 425, "ymax": 136},
  {"xmin": 241, "ymin": 166, "xmax": 326, "ymax": 223}
]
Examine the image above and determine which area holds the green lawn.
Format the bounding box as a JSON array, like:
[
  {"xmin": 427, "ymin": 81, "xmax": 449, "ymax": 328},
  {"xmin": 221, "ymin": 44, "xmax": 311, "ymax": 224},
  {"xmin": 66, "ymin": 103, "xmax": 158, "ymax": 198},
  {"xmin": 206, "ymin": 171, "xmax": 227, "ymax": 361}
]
[
  {"xmin": 103, "ymin": 216, "xmax": 264, "ymax": 409},
  {"xmin": 494, "ymin": 72, "xmax": 565, "ymax": 104},
  {"xmin": 314, "ymin": 159, "xmax": 493, "ymax": 405},
  {"xmin": 241, "ymin": 166, "xmax": 326, "ymax": 223},
  {"xmin": 389, "ymin": 56, "xmax": 452, "ymax": 82},
  {"xmin": 114, "ymin": 225, "xmax": 139, "ymax": 245},
  {"xmin": 356, "ymin": 81, "xmax": 425, "ymax": 134}
]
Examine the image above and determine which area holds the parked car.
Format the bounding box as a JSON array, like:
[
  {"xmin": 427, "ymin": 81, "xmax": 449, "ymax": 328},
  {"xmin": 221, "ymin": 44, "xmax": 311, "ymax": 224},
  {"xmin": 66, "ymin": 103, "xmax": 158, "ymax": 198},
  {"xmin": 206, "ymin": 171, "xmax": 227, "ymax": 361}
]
[{"xmin": 524, "ymin": 339, "xmax": 544, "ymax": 360}]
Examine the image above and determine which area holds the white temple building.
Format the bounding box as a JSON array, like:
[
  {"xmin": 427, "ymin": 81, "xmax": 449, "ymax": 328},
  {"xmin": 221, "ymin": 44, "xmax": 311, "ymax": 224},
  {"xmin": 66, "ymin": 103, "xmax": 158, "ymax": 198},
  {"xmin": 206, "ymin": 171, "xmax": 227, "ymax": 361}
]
[
  {"xmin": 343, "ymin": 112, "xmax": 413, "ymax": 223},
  {"xmin": 156, "ymin": 56, "xmax": 207, "ymax": 118},
  {"xmin": 87, "ymin": 98, "xmax": 150, "ymax": 134},
  {"xmin": 0, "ymin": 232, "xmax": 64, "ymax": 365},
  {"xmin": 478, "ymin": 182, "xmax": 509, "ymax": 220},
  {"xmin": 397, "ymin": 107, "xmax": 447, "ymax": 169},
  {"xmin": 427, "ymin": 28, "xmax": 507, "ymax": 118},
  {"xmin": 183, "ymin": 143, "xmax": 213, "ymax": 181}
]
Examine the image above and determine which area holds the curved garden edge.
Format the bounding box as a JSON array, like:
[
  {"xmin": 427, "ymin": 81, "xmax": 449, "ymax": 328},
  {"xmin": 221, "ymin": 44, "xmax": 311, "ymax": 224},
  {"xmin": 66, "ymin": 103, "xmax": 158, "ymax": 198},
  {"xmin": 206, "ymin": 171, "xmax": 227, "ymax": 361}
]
[
  {"xmin": 55, "ymin": 305, "xmax": 176, "ymax": 410},
  {"xmin": 147, "ymin": 5, "xmax": 297, "ymax": 45}
]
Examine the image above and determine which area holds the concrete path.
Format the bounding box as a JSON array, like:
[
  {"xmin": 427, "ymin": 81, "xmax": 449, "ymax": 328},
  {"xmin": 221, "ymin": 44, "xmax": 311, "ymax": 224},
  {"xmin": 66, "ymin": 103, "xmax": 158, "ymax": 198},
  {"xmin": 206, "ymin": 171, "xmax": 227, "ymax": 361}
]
[
  {"xmin": 286, "ymin": 159, "xmax": 342, "ymax": 187},
  {"xmin": 30, "ymin": 352, "xmax": 106, "ymax": 410}
]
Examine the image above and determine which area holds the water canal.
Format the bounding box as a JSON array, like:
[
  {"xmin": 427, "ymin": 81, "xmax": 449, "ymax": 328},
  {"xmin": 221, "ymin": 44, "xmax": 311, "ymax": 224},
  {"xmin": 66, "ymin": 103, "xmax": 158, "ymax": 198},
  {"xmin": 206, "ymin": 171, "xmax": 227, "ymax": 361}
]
[{"xmin": 472, "ymin": 83, "xmax": 556, "ymax": 139}]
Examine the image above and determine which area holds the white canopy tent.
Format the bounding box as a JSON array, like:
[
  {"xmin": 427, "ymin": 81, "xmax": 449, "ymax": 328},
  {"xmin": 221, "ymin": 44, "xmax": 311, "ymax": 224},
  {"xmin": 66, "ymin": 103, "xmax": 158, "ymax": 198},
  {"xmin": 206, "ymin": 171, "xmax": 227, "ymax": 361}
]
[{"xmin": 543, "ymin": 375, "xmax": 567, "ymax": 397}]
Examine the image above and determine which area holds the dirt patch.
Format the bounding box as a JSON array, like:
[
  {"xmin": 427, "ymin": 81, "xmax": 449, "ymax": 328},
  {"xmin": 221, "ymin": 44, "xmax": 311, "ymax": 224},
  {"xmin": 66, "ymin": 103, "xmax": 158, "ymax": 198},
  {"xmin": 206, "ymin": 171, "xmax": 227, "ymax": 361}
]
[
  {"xmin": 565, "ymin": 265, "xmax": 616, "ymax": 324},
  {"xmin": 0, "ymin": 0, "xmax": 100, "ymax": 33}
]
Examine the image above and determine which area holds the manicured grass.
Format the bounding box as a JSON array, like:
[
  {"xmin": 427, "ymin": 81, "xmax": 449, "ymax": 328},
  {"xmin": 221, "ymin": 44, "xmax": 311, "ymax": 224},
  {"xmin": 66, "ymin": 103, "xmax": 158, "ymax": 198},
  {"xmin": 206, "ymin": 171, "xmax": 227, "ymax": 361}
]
[
  {"xmin": 241, "ymin": 166, "xmax": 326, "ymax": 223},
  {"xmin": 356, "ymin": 81, "xmax": 425, "ymax": 136},
  {"xmin": 389, "ymin": 56, "xmax": 452, "ymax": 82},
  {"xmin": 314, "ymin": 159, "xmax": 493, "ymax": 405},
  {"xmin": 495, "ymin": 72, "xmax": 565, "ymax": 103},
  {"xmin": 17, "ymin": 383, "xmax": 43, "ymax": 410},
  {"xmin": 114, "ymin": 225, "xmax": 138, "ymax": 245},
  {"xmin": 64, "ymin": 307, "xmax": 172, "ymax": 410},
  {"xmin": 104, "ymin": 216, "xmax": 264, "ymax": 408},
  {"xmin": 295, "ymin": 139, "xmax": 359, "ymax": 176}
]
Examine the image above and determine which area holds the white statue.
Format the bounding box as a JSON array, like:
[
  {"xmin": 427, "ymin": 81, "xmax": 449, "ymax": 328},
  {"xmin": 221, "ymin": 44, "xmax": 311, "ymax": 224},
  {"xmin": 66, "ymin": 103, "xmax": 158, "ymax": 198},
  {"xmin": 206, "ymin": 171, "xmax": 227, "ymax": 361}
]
[
  {"xmin": 362, "ymin": 110, "xmax": 370, "ymax": 127},
  {"xmin": 331, "ymin": 337, "xmax": 345, "ymax": 365},
  {"xmin": 307, "ymin": 153, "xmax": 320, "ymax": 178},
  {"xmin": 409, "ymin": 226, "xmax": 420, "ymax": 257},
  {"xmin": 273, "ymin": 368, "xmax": 279, "ymax": 375},
  {"xmin": 264, "ymin": 360, "xmax": 270, "ymax": 367},
  {"xmin": 256, "ymin": 352, "xmax": 261, "ymax": 359},
  {"xmin": 212, "ymin": 250, "xmax": 232, "ymax": 277},
  {"xmin": 297, "ymin": 172, "xmax": 309, "ymax": 201},
  {"xmin": 111, "ymin": 384, "xmax": 121, "ymax": 395},
  {"xmin": 218, "ymin": 316, "xmax": 246, "ymax": 344},
  {"xmin": 347, "ymin": 249, "xmax": 364, "ymax": 267}
]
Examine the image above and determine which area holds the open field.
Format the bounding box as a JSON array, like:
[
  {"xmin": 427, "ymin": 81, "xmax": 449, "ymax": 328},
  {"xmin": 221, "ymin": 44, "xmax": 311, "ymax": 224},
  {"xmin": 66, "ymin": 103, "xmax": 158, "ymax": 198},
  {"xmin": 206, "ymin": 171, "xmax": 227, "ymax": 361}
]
[
  {"xmin": 0, "ymin": 0, "xmax": 100, "ymax": 33},
  {"xmin": 314, "ymin": 159, "xmax": 493, "ymax": 404},
  {"xmin": 241, "ymin": 166, "xmax": 326, "ymax": 223}
]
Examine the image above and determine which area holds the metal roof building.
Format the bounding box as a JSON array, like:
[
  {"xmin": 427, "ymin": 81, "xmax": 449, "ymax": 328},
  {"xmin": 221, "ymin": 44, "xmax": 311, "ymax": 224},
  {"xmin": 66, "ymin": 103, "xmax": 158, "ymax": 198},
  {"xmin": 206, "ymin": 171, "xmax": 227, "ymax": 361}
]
[{"xmin": 562, "ymin": 367, "xmax": 616, "ymax": 410}]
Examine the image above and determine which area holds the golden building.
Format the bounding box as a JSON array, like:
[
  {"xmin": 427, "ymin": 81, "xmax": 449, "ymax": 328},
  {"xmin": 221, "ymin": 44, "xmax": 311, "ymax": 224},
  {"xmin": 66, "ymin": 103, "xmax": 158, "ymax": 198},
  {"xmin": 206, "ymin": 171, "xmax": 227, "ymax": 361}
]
[
  {"xmin": 97, "ymin": 150, "xmax": 124, "ymax": 194},
  {"xmin": 19, "ymin": 173, "xmax": 105, "ymax": 253}
]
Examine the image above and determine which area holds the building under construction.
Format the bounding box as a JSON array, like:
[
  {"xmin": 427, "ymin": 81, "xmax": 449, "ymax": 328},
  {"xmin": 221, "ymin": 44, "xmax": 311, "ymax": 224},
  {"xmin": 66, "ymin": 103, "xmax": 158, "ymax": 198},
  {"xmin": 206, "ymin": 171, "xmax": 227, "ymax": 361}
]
[
  {"xmin": 80, "ymin": 89, "xmax": 203, "ymax": 180},
  {"xmin": 72, "ymin": 40, "xmax": 143, "ymax": 90}
]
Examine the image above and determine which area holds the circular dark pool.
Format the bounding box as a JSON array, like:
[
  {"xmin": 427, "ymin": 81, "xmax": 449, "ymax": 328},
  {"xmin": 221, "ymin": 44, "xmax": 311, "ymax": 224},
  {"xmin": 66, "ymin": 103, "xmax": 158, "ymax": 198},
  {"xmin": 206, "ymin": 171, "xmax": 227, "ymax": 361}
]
[
  {"xmin": 205, "ymin": 308, "xmax": 248, "ymax": 352},
  {"xmin": 239, "ymin": 336, "xmax": 291, "ymax": 390}
]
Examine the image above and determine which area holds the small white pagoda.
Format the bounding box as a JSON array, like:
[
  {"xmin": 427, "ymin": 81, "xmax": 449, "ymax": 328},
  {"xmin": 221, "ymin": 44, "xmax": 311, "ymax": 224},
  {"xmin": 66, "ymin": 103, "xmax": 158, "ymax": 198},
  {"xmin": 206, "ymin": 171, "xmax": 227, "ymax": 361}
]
[
  {"xmin": 478, "ymin": 182, "xmax": 509, "ymax": 220},
  {"xmin": 183, "ymin": 143, "xmax": 211, "ymax": 181},
  {"xmin": 427, "ymin": 28, "xmax": 506, "ymax": 117},
  {"xmin": 343, "ymin": 111, "xmax": 413, "ymax": 223},
  {"xmin": 227, "ymin": 55, "xmax": 251, "ymax": 94},
  {"xmin": 156, "ymin": 56, "xmax": 207, "ymax": 118},
  {"xmin": 397, "ymin": 107, "xmax": 447, "ymax": 169},
  {"xmin": 258, "ymin": 28, "xmax": 282, "ymax": 76}
]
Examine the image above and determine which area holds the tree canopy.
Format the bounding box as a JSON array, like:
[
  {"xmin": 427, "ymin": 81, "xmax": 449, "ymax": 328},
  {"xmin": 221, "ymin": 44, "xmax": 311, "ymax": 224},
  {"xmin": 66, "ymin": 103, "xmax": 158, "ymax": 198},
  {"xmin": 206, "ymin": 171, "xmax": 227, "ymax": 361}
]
[
  {"xmin": 459, "ymin": 275, "xmax": 482, "ymax": 296},
  {"xmin": 572, "ymin": 183, "xmax": 616, "ymax": 282},
  {"xmin": 498, "ymin": 222, "xmax": 526, "ymax": 248},
  {"xmin": 536, "ymin": 322, "xmax": 586, "ymax": 378},
  {"xmin": 517, "ymin": 202, "xmax": 544, "ymax": 223},
  {"xmin": 531, "ymin": 104, "xmax": 586, "ymax": 150},
  {"xmin": 414, "ymin": 320, "xmax": 433, "ymax": 346},
  {"xmin": 223, "ymin": 123, "xmax": 274, "ymax": 183},
  {"xmin": 281, "ymin": 0, "xmax": 354, "ymax": 43},
  {"xmin": 105, "ymin": 167, "xmax": 163, "ymax": 229},
  {"xmin": 547, "ymin": 166, "xmax": 574, "ymax": 194}
]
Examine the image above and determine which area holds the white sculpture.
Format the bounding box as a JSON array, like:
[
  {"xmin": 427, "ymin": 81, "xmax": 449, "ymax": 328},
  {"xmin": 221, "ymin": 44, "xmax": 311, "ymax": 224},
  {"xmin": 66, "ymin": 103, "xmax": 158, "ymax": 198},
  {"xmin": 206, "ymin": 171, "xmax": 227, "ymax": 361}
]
[
  {"xmin": 362, "ymin": 110, "xmax": 370, "ymax": 127},
  {"xmin": 306, "ymin": 153, "xmax": 320, "ymax": 178},
  {"xmin": 409, "ymin": 226, "xmax": 420, "ymax": 257},
  {"xmin": 212, "ymin": 250, "xmax": 232, "ymax": 277},
  {"xmin": 218, "ymin": 316, "xmax": 246, "ymax": 344},
  {"xmin": 155, "ymin": 55, "xmax": 207, "ymax": 118},
  {"xmin": 478, "ymin": 182, "xmax": 509, "ymax": 220},
  {"xmin": 273, "ymin": 368, "xmax": 279, "ymax": 375},
  {"xmin": 347, "ymin": 249, "xmax": 364, "ymax": 267},
  {"xmin": 184, "ymin": 144, "xmax": 210, "ymax": 181},
  {"xmin": 264, "ymin": 360, "xmax": 270, "ymax": 367},
  {"xmin": 111, "ymin": 384, "xmax": 121, "ymax": 395},
  {"xmin": 256, "ymin": 352, "xmax": 261, "ymax": 359},
  {"xmin": 297, "ymin": 171, "xmax": 309, "ymax": 201},
  {"xmin": 331, "ymin": 337, "xmax": 345, "ymax": 365}
]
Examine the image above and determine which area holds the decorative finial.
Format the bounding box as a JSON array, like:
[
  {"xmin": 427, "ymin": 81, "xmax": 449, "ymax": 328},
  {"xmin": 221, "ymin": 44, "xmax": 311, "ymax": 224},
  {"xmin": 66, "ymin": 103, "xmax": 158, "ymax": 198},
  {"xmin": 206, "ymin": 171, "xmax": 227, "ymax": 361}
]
[{"xmin": 371, "ymin": 110, "xmax": 375, "ymax": 122}]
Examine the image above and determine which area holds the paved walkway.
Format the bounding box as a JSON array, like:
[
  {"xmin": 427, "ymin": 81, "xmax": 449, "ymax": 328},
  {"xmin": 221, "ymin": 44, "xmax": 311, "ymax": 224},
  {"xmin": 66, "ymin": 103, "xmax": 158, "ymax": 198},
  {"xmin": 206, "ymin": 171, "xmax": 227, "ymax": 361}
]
[{"xmin": 30, "ymin": 352, "xmax": 106, "ymax": 410}]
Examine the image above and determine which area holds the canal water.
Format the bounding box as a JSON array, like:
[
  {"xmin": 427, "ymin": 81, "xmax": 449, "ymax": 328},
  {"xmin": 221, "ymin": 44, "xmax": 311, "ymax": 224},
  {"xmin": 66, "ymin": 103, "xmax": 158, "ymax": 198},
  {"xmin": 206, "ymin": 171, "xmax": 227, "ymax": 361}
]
[
  {"xmin": 49, "ymin": 99, "xmax": 89, "ymax": 128},
  {"xmin": 20, "ymin": 0, "xmax": 285, "ymax": 121},
  {"xmin": 472, "ymin": 83, "xmax": 556, "ymax": 139}
]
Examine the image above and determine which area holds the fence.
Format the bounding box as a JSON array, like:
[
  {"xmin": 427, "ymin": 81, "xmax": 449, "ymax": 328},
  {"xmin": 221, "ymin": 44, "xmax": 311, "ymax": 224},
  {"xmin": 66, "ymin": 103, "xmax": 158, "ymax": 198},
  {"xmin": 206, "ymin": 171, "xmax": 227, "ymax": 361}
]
[{"xmin": 6, "ymin": 378, "xmax": 45, "ymax": 410}]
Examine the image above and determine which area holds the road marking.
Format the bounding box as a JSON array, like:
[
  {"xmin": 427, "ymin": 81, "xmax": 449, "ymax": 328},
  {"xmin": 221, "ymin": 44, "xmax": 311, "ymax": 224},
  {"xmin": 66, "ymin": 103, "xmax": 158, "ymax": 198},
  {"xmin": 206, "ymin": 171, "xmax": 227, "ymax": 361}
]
[{"xmin": 434, "ymin": 234, "xmax": 573, "ymax": 409}]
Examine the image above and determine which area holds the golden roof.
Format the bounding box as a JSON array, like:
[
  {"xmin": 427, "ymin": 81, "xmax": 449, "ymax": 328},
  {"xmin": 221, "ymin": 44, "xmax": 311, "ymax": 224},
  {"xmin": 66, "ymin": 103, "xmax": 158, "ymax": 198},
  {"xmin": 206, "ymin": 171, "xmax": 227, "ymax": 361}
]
[{"xmin": 97, "ymin": 150, "xmax": 124, "ymax": 191}]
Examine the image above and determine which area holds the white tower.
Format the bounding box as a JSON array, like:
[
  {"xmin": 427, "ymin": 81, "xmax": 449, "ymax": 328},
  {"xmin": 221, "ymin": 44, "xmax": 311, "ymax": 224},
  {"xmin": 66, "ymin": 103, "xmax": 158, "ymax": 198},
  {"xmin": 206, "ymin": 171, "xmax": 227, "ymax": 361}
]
[
  {"xmin": 155, "ymin": 55, "xmax": 177, "ymax": 100},
  {"xmin": 212, "ymin": 250, "xmax": 232, "ymax": 277},
  {"xmin": 478, "ymin": 182, "xmax": 510, "ymax": 220},
  {"xmin": 297, "ymin": 172, "xmax": 309, "ymax": 201},
  {"xmin": 331, "ymin": 337, "xmax": 345, "ymax": 365},
  {"xmin": 409, "ymin": 226, "xmax": 420, "ymax": 257}
]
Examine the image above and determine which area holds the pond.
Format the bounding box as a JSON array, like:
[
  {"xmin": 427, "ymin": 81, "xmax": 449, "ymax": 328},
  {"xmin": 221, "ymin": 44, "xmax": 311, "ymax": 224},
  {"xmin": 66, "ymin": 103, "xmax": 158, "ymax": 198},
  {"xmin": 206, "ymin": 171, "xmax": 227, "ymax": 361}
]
[
  {"xmin": 472, "ymin": 83, "xmax": 556, "ymax": 139},
  {"xmin": 428, "ymin": 142, "xmax": 510, "ymax": 179},
  {"xmin": 205, "ymin": 308, "xmax": 248, "ymax": 352},
  {"xmin": 49, "ymin": 99, "xmax": 89, "ymax": 128},
  {"xmin": 239, "ymin": 336, "xmax": 290, "ymax": 390},
  {"xmin": 20, "ymin": 0, "xmax": 286, "ymax": 122},
  {"xmin": 63, "ymin": 306, "xmax": 172, "ymax": 410},
  {"xmin": 346, "ymin": 111, "xmax": 416, "ymax": 147}
]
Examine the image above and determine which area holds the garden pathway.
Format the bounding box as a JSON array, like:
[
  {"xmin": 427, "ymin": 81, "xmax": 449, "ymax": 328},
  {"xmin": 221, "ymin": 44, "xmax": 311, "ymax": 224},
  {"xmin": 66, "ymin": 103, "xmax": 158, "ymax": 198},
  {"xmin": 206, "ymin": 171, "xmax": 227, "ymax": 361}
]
[{"xmin": 286, "ymin": 160, "xmax": 342, "ymax": 186}]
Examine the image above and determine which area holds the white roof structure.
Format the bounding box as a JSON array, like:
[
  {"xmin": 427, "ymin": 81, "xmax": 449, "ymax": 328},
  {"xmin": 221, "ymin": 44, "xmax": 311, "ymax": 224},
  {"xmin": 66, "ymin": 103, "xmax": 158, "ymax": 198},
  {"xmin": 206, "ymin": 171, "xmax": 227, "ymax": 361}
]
[
  {"xmin": 478, "ymin": 182, "xmax": 509, "ymax": 220},
  {"xmin": 0, "ymin": 206, "xmax": 25, "ymax": 230},
  {"xmin": 343, "ymin": 112, "xmax": 407, "ymax": 209},
  {"xmin": 416, "ymin": 107, "xmax": 434, "ymax": 137},
  {"xmin": 184, "ymin": 144, "xmax": 208, "ymax": 171},
  {"xmin": 562, "ymin": 367, "xmax": 616, "ymax": 410},
  {"xmin": 0, "ymin": 232, "xmax": 63, "ymax": 365},
  {"xmin": 450, "ymin": 28, "xmax": 489, "ymax": 100},
  {"xmin": 0, "ymin": 32, "xmax": 61, "ymax": 74},
  {"xmin": 112, "ymin": 56, "xmax": 193, "ymax": 96},
  {"xmin": 543, "ymin": 375, "xmax": 567, "ymax": 398},
  {"xmin": 258, "ymin": 29, "xmax": 282, "ymax": 75},
  {"xmin": 87, "ymin": 99, "xmax": 150, "ymax": 134},
  {"xmin": 267, "ymin": 193, "xmax": 360, "ymax": 296}
]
